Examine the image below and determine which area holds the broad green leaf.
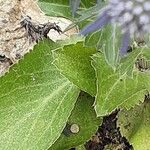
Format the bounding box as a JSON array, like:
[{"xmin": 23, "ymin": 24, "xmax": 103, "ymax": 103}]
[
  {"xmin": 50, "ymin": 92, "xmax": 101, "ymax": 150},
  {"xmin": 92, "ymin": 53, "xmax": 150, "ymax": 116},
  {"xmin": 118, "ymin": 99, "xmax": 150, "ymax": 150},
  {"xmin": 53, "ymin": 41, "xmax": 97, "ymax": 96},
  {"xmin": 0, "ymin": 39, "xmax": 79, "ymax": 150}
]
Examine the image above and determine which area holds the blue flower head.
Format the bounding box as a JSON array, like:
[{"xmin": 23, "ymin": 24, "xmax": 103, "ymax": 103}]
[{"xmin": 80, "ymin": 0, "xmax": 150, "ymax": 55}]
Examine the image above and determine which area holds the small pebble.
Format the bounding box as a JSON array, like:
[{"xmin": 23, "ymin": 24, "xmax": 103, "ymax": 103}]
[{"xmin": 70, "ymin": 124, "xmax": 80, "ymax": 134}]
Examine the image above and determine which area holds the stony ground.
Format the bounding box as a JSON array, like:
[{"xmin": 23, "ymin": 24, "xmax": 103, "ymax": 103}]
[{"xmin": 0, "ymin": 0, "xmax": 76, "ymax": 75}]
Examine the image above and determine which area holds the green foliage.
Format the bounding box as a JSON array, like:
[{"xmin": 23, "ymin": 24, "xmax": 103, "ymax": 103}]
[
  {"xmin": 102, "ymin": 24, "xmax": 121, "ymax": 70},
  {"xmin": 77, "ymin": 2, "xmax": 104, "ymax": 19},
  {"xmin": 92, "ymin": 52, "xmax": 150, "ymax": 116},
  {"xmin": 118, "ymin": 99, "xmax": 150, "ymax": 150},
  {"xmin": 38, "ymin": 0, "xmax": 71, "ymax": 18},
  {"xmin": 0, "ymin": 0, "xmax": 150, "ymax": 149},
  {"xmin": 0, "ymin": 39, "xmax": 79, "ymax": 150},
  {"xmin": 85, "ymin": 24, "xmax": 121, "ymax": 70},
  {"xmin": 50, "ymin": 92, "xmax": 101, "ymax": 150},
  {"xmin": 119, "ymin": 48, "xmax": 144, "ymax": 76},
  {"xmin": 38, "ymin": 0, "xmax": 97, "ymax": 19},
  {"xmin": 63, "ymin": 2, "xmax": 105, "ymax": 33},
  {"xmin": 53, "ymin": 40, "xmax": 97, "ymax": 96}
]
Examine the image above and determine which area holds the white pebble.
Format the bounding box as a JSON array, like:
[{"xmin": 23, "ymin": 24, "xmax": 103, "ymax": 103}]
[{"xmin": 70, "ymin": 124, "xmax": 80, "ymax": 133}]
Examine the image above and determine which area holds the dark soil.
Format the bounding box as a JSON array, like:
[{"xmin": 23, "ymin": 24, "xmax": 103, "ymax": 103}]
[{"xmin": 84, "ymin": 110, "xmax": 133, "ymax": 150}]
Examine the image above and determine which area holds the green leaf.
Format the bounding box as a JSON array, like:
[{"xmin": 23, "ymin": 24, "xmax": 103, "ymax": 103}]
[
  {"xmin": 57, "ymin": 35, "xmax": 84, "ymax": 46},
  {"xmin": 84, "ymin": 30, "xmax": 102, "ymax": 49},
  {"xmin": 142, "ymin": 47, "xmax": 150, "ymax": 60},
  {"xmin": 77, "ymin": 2, "xmax": 103, "ymax": 17},
  {"xmin": 92, "ymin": 53, "xmax": 150, "ymax": 116},
  {"xmin": 118, "ymin": 99, "xmax": 150, "ymax": 150},
  {"xmin": 119, "ymin": 48, "xmax": 143, "ymax": 77},
  {"xmin": 85, "ymin": 24, "xmax": 121, "ymax": 70},
  {"xmin": 0, "ymin": 39, "xmax": 79, "ymax": 150},
  {"xmin": 53, "ymin": 41, "xmax": 97, "ymax": 96},
  {"xmin": 50, "ymin": 92, "xmax": 101, "ymax": 150},
  {"xmin": 38, "ymin": 0, "xmax": 71, "ymax": 18},
  {"xmin": 38, "ymin": 0, "xmax": 97, "ymax": 19},
  {"xmin": 103, "ymin": 24, "xmax": 121, "ymax": 70},
  {"xmin": 119, "ymin": 47, "xmax": 150, "ymax": 77}
]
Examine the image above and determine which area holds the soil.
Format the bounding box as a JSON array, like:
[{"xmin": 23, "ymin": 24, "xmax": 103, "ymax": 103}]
[{"xmin": 84, "ymin": 110, "xmax": 133, "ymax": 150}]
